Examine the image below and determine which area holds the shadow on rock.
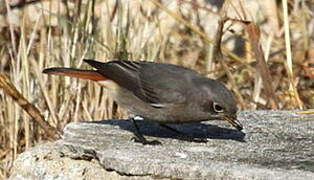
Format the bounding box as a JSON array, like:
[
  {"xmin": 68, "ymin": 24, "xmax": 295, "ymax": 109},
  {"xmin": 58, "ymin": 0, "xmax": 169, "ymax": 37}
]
[{"xmin": 85, "ymin": 119, "xmax": 246, "ymax": 142}]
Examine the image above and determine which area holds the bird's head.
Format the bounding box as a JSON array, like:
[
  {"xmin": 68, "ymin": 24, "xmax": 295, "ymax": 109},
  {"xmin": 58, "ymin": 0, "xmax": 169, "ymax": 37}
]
[{"xmin": 196, "ymin": 78, "xmax": 243, "ymax": 131}]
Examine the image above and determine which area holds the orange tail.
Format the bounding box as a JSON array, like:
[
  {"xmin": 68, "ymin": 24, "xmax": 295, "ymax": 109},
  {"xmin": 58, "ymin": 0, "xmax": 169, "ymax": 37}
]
[{"xmin": 42, "ymin": 68, "xmax": 107, "ymax": 81}]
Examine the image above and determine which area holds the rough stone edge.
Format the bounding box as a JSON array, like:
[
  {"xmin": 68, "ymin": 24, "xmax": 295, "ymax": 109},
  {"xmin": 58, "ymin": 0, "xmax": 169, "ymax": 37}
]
[
  {"xmin": 10, "ymin": 140, "xmax": 314, "ymax": 180},
  {"xmin": 8, "ymin": 142, "xmax": 157, "ymax": 180}
]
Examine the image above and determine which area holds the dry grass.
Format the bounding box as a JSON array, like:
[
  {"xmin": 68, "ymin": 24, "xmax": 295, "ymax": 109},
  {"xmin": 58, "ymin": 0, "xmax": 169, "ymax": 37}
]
[{"xmin": 0, "ymin": 0, "xmax": 313, "ymax": 178}]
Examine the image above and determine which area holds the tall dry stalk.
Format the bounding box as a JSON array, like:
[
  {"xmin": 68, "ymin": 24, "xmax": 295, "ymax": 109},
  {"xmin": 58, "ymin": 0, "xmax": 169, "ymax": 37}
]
[{"xmin": 282, "ymin": 0, "xmax": 303, "ymax": 109}]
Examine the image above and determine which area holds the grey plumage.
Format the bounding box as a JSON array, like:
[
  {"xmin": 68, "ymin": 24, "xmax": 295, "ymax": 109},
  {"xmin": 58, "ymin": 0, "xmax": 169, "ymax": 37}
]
[
  {"xmin": 43, "ymin": 59, "xmax": 243, "ymax": 145},
  {"xmin": 83, "ymin": 59, "xmax": 238, "ymax": 124}
]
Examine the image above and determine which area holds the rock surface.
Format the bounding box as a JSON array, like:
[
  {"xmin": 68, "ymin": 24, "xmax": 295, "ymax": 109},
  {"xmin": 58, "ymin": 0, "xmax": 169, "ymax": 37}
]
[{"xmin": 10, "ymin": 111, "xmax": 314, "ymax": 180}]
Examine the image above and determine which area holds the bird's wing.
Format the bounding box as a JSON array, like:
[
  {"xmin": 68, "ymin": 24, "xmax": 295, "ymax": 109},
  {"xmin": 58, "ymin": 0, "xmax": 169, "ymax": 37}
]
[{"xmin": 84, "ymin": 60, "xmax": 199, "ymax": 107}]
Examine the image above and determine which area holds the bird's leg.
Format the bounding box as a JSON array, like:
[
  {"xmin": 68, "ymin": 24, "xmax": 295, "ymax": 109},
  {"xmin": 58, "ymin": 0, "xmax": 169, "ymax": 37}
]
[
  {"xmin": 159, "ymin": 124, "xmax": 207, "ymax": 143},
  {"xmin": 131, "ymin": 118, "xmax": 161, "ymax": 145}
]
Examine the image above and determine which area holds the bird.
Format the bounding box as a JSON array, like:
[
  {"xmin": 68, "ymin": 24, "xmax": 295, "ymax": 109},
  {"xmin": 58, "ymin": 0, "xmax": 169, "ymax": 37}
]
[{"xmin": 43, "ymin": 59, "xmax": 243, "ymax": 145}]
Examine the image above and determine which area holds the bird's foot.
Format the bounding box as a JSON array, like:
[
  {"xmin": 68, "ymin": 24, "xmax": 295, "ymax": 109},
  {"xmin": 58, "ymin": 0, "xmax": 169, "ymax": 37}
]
[{"xmin": 131, "ymin": 118, "xmax": 162, "ymax": 145}]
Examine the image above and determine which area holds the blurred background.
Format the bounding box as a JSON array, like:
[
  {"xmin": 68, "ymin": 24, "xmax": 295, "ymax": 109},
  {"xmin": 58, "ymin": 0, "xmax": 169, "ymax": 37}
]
[{"xmin": 0, "ymin": 0, "xmax": 313, "ymax": 178}]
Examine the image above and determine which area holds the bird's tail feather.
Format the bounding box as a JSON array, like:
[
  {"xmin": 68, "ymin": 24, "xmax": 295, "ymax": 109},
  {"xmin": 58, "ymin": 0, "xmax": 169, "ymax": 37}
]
[{"xmin": 42, "ymin": 68, "xmax": 107, "ymax": 81}]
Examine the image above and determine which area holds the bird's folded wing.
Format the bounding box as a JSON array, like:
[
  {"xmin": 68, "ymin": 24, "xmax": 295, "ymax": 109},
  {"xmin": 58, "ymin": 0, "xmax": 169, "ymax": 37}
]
[{"xmin": 84, "ymin": 60, "xmax": 196, "ymax": 107}]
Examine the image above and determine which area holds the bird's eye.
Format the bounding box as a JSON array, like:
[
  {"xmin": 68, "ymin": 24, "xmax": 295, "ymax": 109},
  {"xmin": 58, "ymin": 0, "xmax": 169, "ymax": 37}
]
[{"xmin": 213, "ymin": 102, "xmax": 224, "ymax": 113}]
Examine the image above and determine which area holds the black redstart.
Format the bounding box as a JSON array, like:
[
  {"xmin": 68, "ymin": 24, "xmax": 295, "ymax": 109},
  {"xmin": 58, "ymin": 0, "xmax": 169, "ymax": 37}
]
[{"xmin": 43, "ymin": 60, "xmax": 243, "ymax": 144}]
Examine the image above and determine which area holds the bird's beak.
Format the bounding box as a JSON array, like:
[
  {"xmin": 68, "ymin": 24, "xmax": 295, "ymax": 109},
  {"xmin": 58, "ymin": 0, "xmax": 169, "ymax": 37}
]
[{"xmin": 223, "ymin": 114, "xmax": 243, "ymax": 131}]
